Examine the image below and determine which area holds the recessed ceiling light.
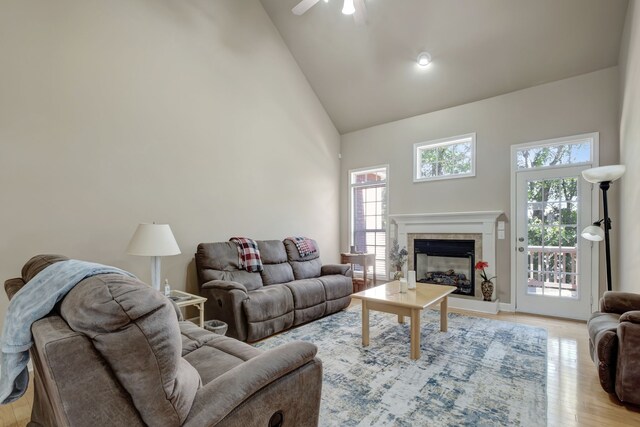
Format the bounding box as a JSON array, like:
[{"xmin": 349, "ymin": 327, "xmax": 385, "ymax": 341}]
[
  {"xmin": 417, "ymin": 52, "xmax": 432, "ymax": 68},
  {"xmin": 342, "ymin": 0, "xmax": 355, "ymax": 15}
]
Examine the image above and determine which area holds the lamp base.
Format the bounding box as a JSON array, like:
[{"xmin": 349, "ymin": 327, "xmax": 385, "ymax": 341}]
[{"xmin": 150, "ymin": 256, "xmax": 161, "ymax": 291}]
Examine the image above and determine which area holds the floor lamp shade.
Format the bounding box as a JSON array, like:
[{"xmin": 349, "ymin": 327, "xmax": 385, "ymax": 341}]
[
  {"xmin": 581, "ymin": 225, "xmax": 605, "ymax": 242},
  {"xmin": 581, "ymin": 165, "xmax": 626, "ymax": 183},
  {"xmin": 126, "ymin": 223, "xmax": 181, "ymax": 291}
]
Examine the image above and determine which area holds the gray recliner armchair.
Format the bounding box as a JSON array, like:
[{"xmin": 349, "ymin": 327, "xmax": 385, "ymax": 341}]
[
  {"xmin": 4, "ymin": 255, "xmax": 323, "ymax": 427},
  {"xmin": 588, "ymin": 291, "xmax": 640, "ymax": 405}
]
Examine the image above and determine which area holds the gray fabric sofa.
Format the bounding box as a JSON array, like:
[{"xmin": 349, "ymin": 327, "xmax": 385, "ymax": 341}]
[
  {"xmin": 588, "ymin": 291, "xmax": 640, "ymax": 405},
  {"xmin": 195, "ymin": 239, "xmax": 352, "ymax": 342},
  {"xmin": 4, "ymin": 254, "xmax": 323, "ymax": 427}
]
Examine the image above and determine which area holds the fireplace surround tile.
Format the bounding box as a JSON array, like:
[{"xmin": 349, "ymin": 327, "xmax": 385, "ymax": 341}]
[{"xmin": 390, "ymin": 211, "xmax": 502, "ymax": 302}]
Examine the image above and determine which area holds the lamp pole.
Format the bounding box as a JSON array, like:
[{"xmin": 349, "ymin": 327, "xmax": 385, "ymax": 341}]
[
  {"xmin": 581, "ymin": 164, "xmax": 625, "ymax": 294},
  {"xmin": 600, "ymin": 181, "xmax": 613, "ymax": 292}
]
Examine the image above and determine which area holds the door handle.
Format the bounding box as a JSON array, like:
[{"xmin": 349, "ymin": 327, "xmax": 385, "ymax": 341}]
[
  {"xmin": 518, "ymin": 247, "xmax": 525, "ymax": 252},
  {"xmin": 518, "ymin": 237, "xmax": 525, "ymax": 242}
]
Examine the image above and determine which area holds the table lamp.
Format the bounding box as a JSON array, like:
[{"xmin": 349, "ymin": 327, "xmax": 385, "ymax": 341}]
[
  {"xmin": 580, "ymin": 164, "xmax": 626, "ymax": 292},
  {"xmin": 126, "ymin": 223, "xmax": 181, "ymax": 291}
]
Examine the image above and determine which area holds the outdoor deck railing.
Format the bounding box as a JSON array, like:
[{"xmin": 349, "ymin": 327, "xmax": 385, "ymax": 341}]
[{"xmin": 527, "ymin": 245, "xmax": 577, "ymax": 290}]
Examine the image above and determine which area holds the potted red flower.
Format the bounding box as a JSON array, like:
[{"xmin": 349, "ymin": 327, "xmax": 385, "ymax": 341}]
[{"xmin": 475, "ymin": 261, "xmax": 496, "ymax": 301}]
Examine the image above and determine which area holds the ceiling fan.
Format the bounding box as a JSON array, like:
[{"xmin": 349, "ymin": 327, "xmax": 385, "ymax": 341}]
[{"xmin": 292, "ymin": 0, "xmax": 367, "ymax": 25}]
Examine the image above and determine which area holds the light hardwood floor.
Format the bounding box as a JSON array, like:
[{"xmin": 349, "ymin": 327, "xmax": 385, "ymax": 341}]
[
  {"xmin": 441, "ymin": 307, "xmax": 640, "ymax": 427},
  {"xmin": 2, "ymin": 307, "xmax": 639, "ymax": 427},
  {"xmin": 0, "ymin": 374, "xmax": 32, "ymax": 427}
]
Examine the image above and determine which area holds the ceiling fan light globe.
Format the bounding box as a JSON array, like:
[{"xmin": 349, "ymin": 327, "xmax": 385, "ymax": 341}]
[
  {"xmin": 581, "ymin": 225, "xmax": 605, "ymax": 242},
  {"xmin": 342, "ymin": 0, "xmax": 355, "ymax": 15}
]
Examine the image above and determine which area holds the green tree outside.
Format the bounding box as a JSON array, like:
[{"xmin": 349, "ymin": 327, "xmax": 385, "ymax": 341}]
[
  {"xmin": 521, "ymin": 144, "xmax": 584, "ymax": 289},
  {"xmin": 418, "ymin": 142, "xmax": 472, "ymax": 178}
]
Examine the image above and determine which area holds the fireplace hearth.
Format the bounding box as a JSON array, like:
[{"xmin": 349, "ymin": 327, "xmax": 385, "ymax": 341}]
[{"xmin": 414, "ymin": 239, "xmax": 475, "ymax": 296}]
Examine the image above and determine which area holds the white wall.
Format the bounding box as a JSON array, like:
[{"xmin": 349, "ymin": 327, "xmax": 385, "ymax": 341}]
[
  {"xmin": 619, "ymin": 0, "xmax": 640, "ymax": 293},
  {"xmin": 340, "ymin": 68, "xmax": 620, "ymax": 304},
  {"xmin": 0, "ymin": 0, "xmax": 340, "ymax": 326}
]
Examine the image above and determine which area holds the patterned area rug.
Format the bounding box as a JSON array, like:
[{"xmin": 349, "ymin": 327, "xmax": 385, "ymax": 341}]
[{"xmin": 254, "ymin": 308, "xmax": 547, "ymax": 427}]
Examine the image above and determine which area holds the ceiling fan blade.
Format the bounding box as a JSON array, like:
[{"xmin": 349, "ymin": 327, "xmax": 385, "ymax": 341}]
[
  {"xmin": 353, "ymin": 0, "xmax": 367, "ymax": 25},
  {"xmin": 292, "ymin": 0, "xmax": 321, "ymax": 15}
]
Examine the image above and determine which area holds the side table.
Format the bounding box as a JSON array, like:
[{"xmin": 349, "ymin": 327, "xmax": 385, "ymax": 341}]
[
  {"xmin": 169, "ymin": 290, "xmax": 207, "ymax": 327},
  {"xmin": 340, "ymin": 252, "xmax": 376, "ymax": 291}
]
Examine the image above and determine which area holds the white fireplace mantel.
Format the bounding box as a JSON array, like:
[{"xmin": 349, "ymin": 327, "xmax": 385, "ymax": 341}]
[
  {"xmin": 389, "ymin": 211, "xmax": 503, "ymax": 228},
  {"xmin": 389, "ymin": 211, "xmax": 504, "ymax": 313},
  {"xmin": 390, "ymin": 211, "xmax": 503, "ymax": 239}
]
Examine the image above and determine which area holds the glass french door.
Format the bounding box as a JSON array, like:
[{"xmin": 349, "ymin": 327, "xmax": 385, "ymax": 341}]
[{"xmin": 515, "ymin": 166, "xmax": 593, "ymax": 320}]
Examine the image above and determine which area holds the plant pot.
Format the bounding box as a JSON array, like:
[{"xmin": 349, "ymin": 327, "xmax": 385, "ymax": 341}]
[{"xmin": 481, "ymin": 281, "xmax": 494, "ymax": 302}]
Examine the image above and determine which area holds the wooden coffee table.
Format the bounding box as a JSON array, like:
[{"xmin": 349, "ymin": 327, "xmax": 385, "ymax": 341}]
[{"xmin": 351, "ymin": 281, "xmax": 457, "ymax": 360}]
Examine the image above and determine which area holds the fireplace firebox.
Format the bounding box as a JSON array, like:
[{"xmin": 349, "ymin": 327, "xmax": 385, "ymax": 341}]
[{"xmin": 414, "ymin": 239, "xmax": 475, "ymax": 296}]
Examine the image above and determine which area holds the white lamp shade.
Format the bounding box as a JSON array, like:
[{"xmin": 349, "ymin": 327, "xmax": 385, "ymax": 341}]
[
  {"xmin": 126, "ymin": 223, "xmax": 181, "ymax": 256},
  {"xmin": 581, "ymin": 225, "xmax": 605, "ymax": 242},
  {"xmin": 581, "ymin": 165, "xmax": 626, "ymax": 183}
]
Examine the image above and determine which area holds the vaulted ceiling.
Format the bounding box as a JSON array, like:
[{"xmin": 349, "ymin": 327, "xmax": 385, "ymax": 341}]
[{"xmin": 260, "ymin": 0, "xmax": 629, "ymax": 134}]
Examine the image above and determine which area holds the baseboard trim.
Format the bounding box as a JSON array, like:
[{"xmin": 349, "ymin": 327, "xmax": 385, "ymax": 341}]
[
  {"xmin": 498, "ymin": 302, "xmax": 515, "ymax": 312},
  {"xmin": 448, "ymin": 297, "xmax": 500, "ymax": 314}
]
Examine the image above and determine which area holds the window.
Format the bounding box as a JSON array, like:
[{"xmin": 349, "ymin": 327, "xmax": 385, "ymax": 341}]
[
  {"xmin": 516, "ymin": 137, "xmax": 593, "ymax": 170},
  {"xmin": 350, "ymin": 166, "xmax": 388, "ymax": 278},
  {"xmin": 413, "ymin": 133, "xmax": 476, "ymax": 182}
]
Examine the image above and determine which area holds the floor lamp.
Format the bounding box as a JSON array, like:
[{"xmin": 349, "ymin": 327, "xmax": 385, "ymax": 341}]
[
  {"xmin": 580, "ymin": 165, "xmax": 626, "ymax": 292},
  {"xmin": 126, "ymin": 223, "xmax": 181, "ymax": 291}
]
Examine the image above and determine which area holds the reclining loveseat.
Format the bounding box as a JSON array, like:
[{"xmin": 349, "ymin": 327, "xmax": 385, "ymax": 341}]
[{"xmin": 195, "ymin": 239, "xmax": 352, "ymax": 342}]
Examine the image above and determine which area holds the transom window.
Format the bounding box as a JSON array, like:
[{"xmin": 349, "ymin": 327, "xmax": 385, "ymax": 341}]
[
  {"xmin": 516, "ymin": 137, "xmax": 593, "ymax": 170},
  {"xmin": 349, "ymin": 166, "xmax": 388, "ymax": 278},
  {"xmin": 413, "ymin": 133, "xmax": 476, "ymax": 182}
]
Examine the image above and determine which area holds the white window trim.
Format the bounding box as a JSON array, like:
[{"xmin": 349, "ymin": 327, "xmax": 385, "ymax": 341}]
[
  {"xmin": 413, "ymin": 133, "xmax": 476, "ymax": 183},
  {"xmin": 348, "ymin": 164, "xmax": 389, "ymax": 278},
  {"xmin": 514, "ymin": 133, "xmax": 596, "ymax": 171}
]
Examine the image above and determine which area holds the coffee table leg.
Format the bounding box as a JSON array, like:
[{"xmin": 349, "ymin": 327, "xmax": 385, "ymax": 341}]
[
  {"xmin": 410, "ymin": 308, "xmax": 420, "ymax": 360},
  {"xmin": 362, "ymin": 301, "xmax": 369, "ymax": 346},
  {"xmin": 440, "ymin": 296, "xmax": 448, "ymax": 332},
  {"xmin": 398, "ymin": 314, "xmax": 404, "ymax": 324}
]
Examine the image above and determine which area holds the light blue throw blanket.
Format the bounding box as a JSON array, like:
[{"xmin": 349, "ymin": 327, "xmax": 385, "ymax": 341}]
[{"xmin": 0, "ymin": 259, "xmax": 135, "ymax": 404}]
